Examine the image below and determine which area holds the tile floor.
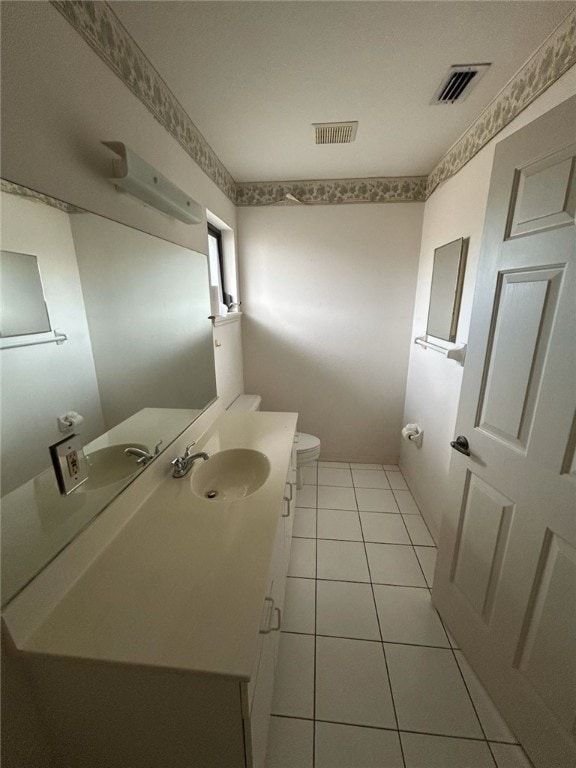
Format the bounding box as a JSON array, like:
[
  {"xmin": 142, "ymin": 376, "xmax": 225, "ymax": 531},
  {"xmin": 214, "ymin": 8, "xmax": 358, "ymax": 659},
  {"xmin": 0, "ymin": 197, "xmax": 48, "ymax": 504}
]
[{"xmin": 266, "ymin": 461, "xmax": 533, "ymax": 768}]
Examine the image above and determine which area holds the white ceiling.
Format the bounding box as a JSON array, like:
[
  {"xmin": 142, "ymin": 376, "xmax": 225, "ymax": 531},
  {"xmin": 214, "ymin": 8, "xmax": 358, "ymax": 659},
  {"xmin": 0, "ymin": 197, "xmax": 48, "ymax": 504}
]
[{"xmin": 111, "ymin": 1, "xmax": 574, "ymax": 182}]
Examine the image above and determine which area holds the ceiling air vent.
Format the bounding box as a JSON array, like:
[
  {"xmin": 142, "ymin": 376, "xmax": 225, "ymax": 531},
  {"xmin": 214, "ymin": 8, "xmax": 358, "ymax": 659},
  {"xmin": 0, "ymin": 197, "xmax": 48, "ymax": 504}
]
[
  {"xmin": 432, "ymin": 64, "xmax": 490, "ymax": 105},
  {"xmin": 313, "ymin": 121, "xmax": 358, "ymax": 144}
]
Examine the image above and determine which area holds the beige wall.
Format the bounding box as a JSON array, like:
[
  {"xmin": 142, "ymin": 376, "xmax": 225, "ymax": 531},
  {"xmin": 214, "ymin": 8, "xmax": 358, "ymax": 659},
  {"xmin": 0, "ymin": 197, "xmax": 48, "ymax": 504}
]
[
  {"xmin": 400, "ymin": 65, "xmax": 576, "ymax": 540},
  {"xmin": 238, "ymin": 203, "xmax": 423, "ymax": 462}
]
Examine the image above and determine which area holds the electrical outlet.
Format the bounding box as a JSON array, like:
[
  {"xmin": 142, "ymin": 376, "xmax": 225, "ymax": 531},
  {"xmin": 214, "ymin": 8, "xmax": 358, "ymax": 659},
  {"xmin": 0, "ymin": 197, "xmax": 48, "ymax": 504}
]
[{"xmin": 49, "ymin": 434, "xmax": 88, "ymax": 495}]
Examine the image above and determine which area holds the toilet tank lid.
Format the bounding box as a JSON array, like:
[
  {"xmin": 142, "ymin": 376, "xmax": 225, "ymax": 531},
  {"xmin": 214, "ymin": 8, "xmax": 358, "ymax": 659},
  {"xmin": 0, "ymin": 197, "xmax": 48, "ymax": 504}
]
[{"xmin": 228, "ymin": 394, "xmax": 262, "ymax": 412}]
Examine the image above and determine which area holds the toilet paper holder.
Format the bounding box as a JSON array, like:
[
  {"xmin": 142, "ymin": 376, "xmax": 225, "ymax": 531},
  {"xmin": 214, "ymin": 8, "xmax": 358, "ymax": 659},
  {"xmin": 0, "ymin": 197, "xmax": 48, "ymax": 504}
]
[{"xmin": 402, "ymin": 423, "xmax": 423, "ymax": 448}]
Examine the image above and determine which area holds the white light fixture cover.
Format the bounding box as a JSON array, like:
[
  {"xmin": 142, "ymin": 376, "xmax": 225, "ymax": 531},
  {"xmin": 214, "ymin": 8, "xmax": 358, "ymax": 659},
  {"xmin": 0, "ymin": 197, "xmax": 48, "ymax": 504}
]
[{"xmin": 102, "ymin": 142, "xmax": 202, "ymax": 225}]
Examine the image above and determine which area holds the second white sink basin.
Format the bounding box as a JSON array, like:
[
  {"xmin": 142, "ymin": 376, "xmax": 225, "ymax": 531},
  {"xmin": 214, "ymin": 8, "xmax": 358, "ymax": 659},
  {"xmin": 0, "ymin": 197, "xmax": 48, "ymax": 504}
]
[
  {"xmin": 84, "ymin": 443, "xmax": 149, "ymax": 490},
  {"xmin": 192, "ymin": 449, "xmax": 270, "ymax": 501}
]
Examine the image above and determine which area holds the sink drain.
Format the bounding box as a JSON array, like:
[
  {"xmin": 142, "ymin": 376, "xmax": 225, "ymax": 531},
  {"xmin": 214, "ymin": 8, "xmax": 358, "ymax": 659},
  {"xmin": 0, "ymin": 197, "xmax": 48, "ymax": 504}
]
[{"xmin": 205, "ymin": 490, "xmax": 219, "ymax": 499}]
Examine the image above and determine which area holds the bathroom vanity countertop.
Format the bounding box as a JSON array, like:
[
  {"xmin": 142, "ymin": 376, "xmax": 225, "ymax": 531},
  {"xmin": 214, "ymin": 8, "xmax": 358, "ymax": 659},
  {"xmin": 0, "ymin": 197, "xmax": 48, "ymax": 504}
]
[{"xmin": 14, "ymin": 411, "xmax": 298, "ymax": 680}]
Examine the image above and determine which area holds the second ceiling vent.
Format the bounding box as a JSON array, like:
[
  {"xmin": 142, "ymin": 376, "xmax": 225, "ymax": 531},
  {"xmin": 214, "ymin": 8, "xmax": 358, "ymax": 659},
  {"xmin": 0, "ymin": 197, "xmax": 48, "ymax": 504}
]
[
  {"xmin": 313, "ymin": 121, "xmax": 358, "ymax": 144},
  {"xmin": 432, "ymin": 63, "xmax": 491, "ymax": 104}
]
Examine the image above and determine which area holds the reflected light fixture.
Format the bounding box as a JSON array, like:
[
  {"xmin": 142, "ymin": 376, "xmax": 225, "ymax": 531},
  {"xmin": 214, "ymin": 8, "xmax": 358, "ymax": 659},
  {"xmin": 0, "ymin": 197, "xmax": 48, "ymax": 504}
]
[{"xmin": 102, "ymin": 141, "xmax": 202, "ymax": 224}]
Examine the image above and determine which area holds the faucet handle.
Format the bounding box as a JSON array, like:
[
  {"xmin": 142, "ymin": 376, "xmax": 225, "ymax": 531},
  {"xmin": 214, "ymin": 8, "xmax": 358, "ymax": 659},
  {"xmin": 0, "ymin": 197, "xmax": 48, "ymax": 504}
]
[
  {"xmin": 184, "ymin": 442, "xmax": 196, "ymax": 458},
  {"xmin": 154, "ymin": 440, "xmax": 163, "ymax": 456}
]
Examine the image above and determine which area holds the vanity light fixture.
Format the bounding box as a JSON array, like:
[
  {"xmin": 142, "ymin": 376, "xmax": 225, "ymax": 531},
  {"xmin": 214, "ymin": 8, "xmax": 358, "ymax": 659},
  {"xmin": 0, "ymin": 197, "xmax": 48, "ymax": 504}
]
[{"xmin": 102, "ymin": 142, "xmax": 202, "ymax": 224}]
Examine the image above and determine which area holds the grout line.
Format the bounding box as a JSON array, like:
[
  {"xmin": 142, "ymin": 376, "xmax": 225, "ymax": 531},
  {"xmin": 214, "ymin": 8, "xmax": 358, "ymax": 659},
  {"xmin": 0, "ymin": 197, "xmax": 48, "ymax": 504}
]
[
  {"xmin": 412, "ymin": 543, "xmax": 432, "ymax": 588},
  {"xmin": 287, "ymin": 574, "xmax": 431, "ymax": 588},
  {"xmin": 296, "ymin": 535, "xmax": 434, "ymax": 548},
  {"xmin": 271, "ymin": 713, "xmax": 515, "ymax": 747},
  {"xmin": 281, "ymin": 629, "xmax": 456, "ymax": 650},
  {"xmin": 450, "ymin": 648, "xmax": 499, "ymax": 767},
  {"xmin": 354, "ymin": 482, "xmax": 407, "ymax": 768},
  {"xmin": 312, "ymin": 487, "xmax": 318, "ymax": 768}
]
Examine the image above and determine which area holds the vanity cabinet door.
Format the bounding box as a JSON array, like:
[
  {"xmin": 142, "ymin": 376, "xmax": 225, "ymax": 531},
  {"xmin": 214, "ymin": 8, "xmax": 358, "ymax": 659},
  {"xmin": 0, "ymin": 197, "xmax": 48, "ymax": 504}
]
[
  {"xmin": 248, "ymin": 511, "xmax": 286, "ymax": 767},
  {"xmin": 249, "ymin": 592, "xmax": 280, "ymax": 767},
  {"xmin": 283, "ymin": 454, "xmax": 297, "ymax": 571}
]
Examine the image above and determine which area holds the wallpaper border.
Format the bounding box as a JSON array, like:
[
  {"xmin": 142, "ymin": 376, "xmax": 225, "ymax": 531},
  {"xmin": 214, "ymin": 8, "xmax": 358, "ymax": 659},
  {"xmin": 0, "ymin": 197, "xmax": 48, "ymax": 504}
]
[
  {"xmin": 0, "ymin": 179, "xmax": 84, "ymax": 214},
  {"xmin": 235, "ymin": 177, "xmax": 428, "ymax": 206},
  {"xmin": 49, "ymin": 3, "xmax": 575, "ymax": 206}
]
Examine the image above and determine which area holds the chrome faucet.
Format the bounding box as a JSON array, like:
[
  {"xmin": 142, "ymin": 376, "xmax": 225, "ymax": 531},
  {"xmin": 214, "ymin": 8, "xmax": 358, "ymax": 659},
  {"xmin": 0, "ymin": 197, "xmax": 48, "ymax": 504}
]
[
  {"xmin": 124, "ymin": 441, "xmax": 163, "ymax": 466},
  {"xmin": 171, "ymin": 443, "xmax": 210, "ymax": 478}
]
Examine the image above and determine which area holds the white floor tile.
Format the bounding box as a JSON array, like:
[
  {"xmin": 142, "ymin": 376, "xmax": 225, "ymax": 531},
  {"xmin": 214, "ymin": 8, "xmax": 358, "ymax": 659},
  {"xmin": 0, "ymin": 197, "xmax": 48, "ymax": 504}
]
[
  {"xmin": 490, "ymin": 743, "xmax": 533, "ymax": 768},
  {"xmin": 401, "ymin": 732, "xmax": 495, "ymax": 768},
  {"xmin": 350, "ymin": 463, "xmax": 384, "ymax": 471},
  {"xmin": 352, "ymin": 469, "xmax": 390, "ymax": 489},
  {"xmin": 315, "ymin": 722, "xmax": 403, "ymax": 768},
  {"xmin": 386, "ymin": 471, "xmax": 408, "ymax": 490},
  {"xmin": 292, "ymin": 507, "xmax": 316, "ymax": 538},
  {"xmin": 316, "ymin": 636, "xmax": 396, "ymax": 728},
  {"xmin": 385, "ymin": 643, "xmax": 484, "ymax": 738},
  {"xmin": 316, "ymin": 580, "xmax": 380, "ymax": 640},
  {"xmin": 366, "ymin": 543, "xmax": 427, "ymax": 587},
  {"xmin": 355, "ymin": 488, "xmax": 399, "ymax": 513},
  {"xmin": 317, "ymin": 509, "xmax": 362, "ymax": 541},
  {"xmin": 373, "ymin": 585, "xmax": 450, "ymax": 647},
  {"xmin": 318, "ymin": 485, "xmax": 357, "ymax": 510},
  {"xmin": 360, "ymin": 512, "xmax": 411, "ymax": 544},
  {"xmin": 301, "ymin": 465, "xmax": 318, "ymax": 486},
  {"xmin": 393, "ymin": 489, "xmax": 420, "ymax": 514},
  {"xmin": 414, "ymin": 545, "xmax": 437, "ymax": 587},
  {"xmin": 318, "ymin": 467, "xmax": 353, "ymax": 487},
  {"xmin": 288, "ymin": 538, "xmax": 316, "ymax": 578},
  {"xmin": 318, "ymin": 461, "xmax": 350, "ymax": 468},
  {"xmin": 271, "ymin": 633, "xmax": 315, "ymax": 718},
  {"xmin": 455, "ymin": 651, "xmax": 518, "ymax": 744},
  {"xmin": 317, "ymin": 540, "xmax": 370, "ymax": 582},
  {"xmin": 403, "ymin": 514, "xmax": 435, "ymax": 546},
  {"xmin": 296, "ymin": 484, "xmax": 317, "ymax": 508},
  {"xmin": 266, "ymin": 717, "xmax": 313, "ymax": 768},
  {"xmin": 283, "ymin": 578, "xmax": 316, "ymax": 634},
  {"xmin": 383, "ymin": 464, "xmax": 399, "ymax": 471}
]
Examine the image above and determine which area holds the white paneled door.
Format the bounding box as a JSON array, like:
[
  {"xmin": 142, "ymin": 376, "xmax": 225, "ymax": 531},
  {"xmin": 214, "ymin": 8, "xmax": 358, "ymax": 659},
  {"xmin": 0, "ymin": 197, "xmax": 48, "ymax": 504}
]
[{"xmin": 433, "ymin": 96, "xmax": 576, "ymax": 768}]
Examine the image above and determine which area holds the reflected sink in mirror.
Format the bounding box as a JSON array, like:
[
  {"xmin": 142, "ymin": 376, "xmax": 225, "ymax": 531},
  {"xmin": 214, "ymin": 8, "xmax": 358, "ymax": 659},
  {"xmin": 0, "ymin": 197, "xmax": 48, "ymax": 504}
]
[
  {"xmin": 84, "ymin": 443, "xmax": 149, "ymax": 490},
  {"xmin": 192, "ymin": 449, "xmax": 271, "ymax": 501}
]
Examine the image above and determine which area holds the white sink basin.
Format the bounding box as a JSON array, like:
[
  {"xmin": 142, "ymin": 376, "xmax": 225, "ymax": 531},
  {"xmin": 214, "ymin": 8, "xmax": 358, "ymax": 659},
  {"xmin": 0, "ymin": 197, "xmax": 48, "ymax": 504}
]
[
  {"xmin": 84, "ymin": 443, "xmax": 149, "ymax": 490},
  {"xmin": 191, "ymin": 449, "xmax": 271, "ymax": 501}
]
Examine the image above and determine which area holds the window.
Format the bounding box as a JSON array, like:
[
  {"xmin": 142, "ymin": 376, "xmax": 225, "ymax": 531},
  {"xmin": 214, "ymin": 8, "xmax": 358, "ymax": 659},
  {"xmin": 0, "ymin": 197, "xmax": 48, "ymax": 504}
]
[{"xmin": 207, "ymin": 224, "xmax": 231, "ymax": 307}]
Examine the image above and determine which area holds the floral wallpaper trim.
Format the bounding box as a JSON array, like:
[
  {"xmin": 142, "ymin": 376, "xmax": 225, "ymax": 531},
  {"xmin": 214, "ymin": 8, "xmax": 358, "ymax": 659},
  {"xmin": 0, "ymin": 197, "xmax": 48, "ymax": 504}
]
[
  {"xmin": 50, "ymin": 0, "xmax": 236, "ymax": 203},
  {"xmin": 427, "ymin": 9, "xmax": 576, "ymax": 197},
  {"xmin": 235, "ymin": 177, "xmax": 428, "ymax": 206},
  {"xmin": 0, "ymin": 179, "xmax": 84, "ymax": 214}
]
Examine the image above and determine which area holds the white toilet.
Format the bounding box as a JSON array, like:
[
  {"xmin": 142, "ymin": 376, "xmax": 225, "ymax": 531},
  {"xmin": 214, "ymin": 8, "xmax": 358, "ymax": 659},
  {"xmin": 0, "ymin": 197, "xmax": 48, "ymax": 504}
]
[{"xmin": 228, "ymin": 394, "xmax": 321, "ymax": 489}]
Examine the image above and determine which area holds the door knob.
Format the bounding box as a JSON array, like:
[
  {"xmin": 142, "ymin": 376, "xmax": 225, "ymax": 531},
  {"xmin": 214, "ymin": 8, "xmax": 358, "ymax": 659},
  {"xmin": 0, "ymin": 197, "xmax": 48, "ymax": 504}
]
[{"xmin": 450, "ymin": 435, "xmax": 471, "ymax": 456}]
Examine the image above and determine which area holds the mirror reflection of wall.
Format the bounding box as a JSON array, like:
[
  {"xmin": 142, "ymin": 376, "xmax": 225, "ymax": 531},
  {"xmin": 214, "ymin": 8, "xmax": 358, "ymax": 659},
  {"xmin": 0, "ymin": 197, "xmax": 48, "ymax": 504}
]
[
  {"xmin": 426, "ymin": 237, "xmax": 468, "ymax": 342},
  {"xmin": 0, "ymin": 183, "xmax": 217, "ymax": 605}
]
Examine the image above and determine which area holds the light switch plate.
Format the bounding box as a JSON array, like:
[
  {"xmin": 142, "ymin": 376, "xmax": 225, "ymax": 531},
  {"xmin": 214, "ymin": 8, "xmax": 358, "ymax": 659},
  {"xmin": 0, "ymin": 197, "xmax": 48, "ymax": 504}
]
[{"xmin": 49, "ymin": 434, "xmax": 88, "ymax": 495}]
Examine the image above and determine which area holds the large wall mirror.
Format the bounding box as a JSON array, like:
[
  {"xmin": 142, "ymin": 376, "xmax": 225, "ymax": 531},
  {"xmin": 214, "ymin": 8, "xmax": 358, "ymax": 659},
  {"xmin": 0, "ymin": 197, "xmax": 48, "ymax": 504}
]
[
  {"xmin": 0, "ymin": 182, "xmax": 217, "ymax": 605},
  {"xmin": 426, "ymin": 237, "xmax": 468, "ymax": 343}
]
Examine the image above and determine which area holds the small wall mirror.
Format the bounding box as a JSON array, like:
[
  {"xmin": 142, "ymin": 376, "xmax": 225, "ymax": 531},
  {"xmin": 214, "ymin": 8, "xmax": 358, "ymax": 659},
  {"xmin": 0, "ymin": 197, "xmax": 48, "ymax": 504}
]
[
  {"xmin": 426, "ymin": 237, "xmax": 468, "ymax": 342},
  {"xmin": 0, "ymin": 250, "xmax": 52, "ymax": 337}
]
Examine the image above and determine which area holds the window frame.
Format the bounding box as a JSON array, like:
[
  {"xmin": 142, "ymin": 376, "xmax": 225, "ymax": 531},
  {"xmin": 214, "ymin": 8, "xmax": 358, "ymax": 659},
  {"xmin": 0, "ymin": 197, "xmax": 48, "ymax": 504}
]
[{"xmin": 207, "ymin": 223, "xmax": 229, "ymax": 306}]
